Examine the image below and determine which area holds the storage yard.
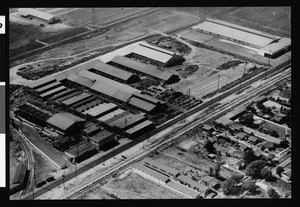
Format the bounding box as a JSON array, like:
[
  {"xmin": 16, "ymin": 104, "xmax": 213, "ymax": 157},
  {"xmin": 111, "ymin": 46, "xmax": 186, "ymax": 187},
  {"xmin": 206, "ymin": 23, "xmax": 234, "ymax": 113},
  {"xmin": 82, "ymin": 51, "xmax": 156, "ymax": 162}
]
[{"xmin": 9, "ymin": 7, "xmax": 291, "ymax": 200}]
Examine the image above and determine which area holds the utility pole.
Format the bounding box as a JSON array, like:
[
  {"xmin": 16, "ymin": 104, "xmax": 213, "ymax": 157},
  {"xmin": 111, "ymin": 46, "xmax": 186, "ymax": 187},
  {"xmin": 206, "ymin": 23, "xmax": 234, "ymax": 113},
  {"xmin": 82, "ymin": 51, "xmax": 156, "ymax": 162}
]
[{"xmin": 62, "ymin": 174, "xmax": 66, "ymax": 190}]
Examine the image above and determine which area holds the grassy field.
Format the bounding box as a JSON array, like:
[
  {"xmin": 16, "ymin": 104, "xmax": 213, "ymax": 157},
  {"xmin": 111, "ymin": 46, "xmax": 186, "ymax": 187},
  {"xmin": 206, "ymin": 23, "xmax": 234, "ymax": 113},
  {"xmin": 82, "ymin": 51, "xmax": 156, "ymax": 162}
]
[{"xmin": 104, "ymin": 171, "xmax": 184, "ymax": 199}]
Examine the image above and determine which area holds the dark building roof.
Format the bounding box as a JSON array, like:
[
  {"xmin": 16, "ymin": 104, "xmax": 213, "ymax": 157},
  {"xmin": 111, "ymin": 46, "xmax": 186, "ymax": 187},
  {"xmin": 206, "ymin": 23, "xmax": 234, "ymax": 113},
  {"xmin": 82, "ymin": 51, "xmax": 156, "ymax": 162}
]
[
  {"xmin": 89, "ymin": 130, "xmax": 114, "ymax": 142},
  {"xmin": 83, "ymin": 124, "xmax": 101, "ymax": 135},
  {"xmin": 89, "ymin": 61, "xmax": 138, "ymax": 82},
  {"xmin": 65, "ymin": 142, "xmax": 95, "ymax": 157},
  {"xmin": 46, "ymin": 112, "xmax": 84, "ymax": 131},
  {"xmin": 12, "ymin": 164, "xmax": 27, "ymax": 184},
  {"xmin": 51, "ymin": 89, "xmax": 78, "ymax": 100},
  {"xmin": 70, "ymin": 96, "xmax": 97, "ymax": 108},
  {"xmin": 55, "ymin": 91, "xmax": 83, "ymax": 102},
  {"xmin": 132, "ymin": 92, "xmax": 165, "ymax": 105},
  {"xmin": 109, "ymin": 55, "xmax": 177, "ymax": 82}
]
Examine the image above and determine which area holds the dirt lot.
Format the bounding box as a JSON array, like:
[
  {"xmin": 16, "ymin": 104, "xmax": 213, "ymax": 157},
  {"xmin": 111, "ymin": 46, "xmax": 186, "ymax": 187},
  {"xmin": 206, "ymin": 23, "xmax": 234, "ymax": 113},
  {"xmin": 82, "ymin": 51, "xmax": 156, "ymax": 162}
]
[
  {"xmin": 104, "ymin": 171, "xmax": 184, "ymax": 199},
  {"xmin": 10, "ymin": 137, "xmax": 27, "ymax": 184}
]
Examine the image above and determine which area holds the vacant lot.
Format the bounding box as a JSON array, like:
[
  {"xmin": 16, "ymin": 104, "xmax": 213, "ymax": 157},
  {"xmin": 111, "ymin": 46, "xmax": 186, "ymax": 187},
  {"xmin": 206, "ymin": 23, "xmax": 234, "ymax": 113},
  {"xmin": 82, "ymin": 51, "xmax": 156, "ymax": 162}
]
[{"xmin": 104, "ymin": 171, "xmax": 183, "ymax": 199}]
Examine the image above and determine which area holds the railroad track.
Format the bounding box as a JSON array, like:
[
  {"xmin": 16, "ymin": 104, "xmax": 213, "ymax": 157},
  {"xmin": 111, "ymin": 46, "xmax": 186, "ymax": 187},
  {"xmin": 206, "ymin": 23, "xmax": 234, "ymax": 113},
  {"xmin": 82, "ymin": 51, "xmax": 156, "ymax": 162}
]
[
  {"xmin": 22, "ymin": 60, "xmax": 290, "ymax": 200},
  {"xmin": 62, "ymin": 67, "xmax": 290, "ymax": 199}
]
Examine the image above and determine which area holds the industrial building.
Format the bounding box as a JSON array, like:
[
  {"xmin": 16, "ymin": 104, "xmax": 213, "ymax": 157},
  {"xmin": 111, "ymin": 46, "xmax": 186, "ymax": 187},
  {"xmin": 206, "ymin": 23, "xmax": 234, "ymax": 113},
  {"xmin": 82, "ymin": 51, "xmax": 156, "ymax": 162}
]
[
  {"xmin": 54, "ymin": 90, "xmax": 83, "ymax": 102},
  {"xmin": 97, "ymin": 109, "xmax": 126, "ymax": 123},
  {"xmin": 143, "ymin": 158, "xmax": 180, "ymax": 177},
  {"xmin": 108, "ymin": 113, "xmax": 147, "ymax": 130},
  {"xmin": 128, "ymin": 92, "xmax": 168, "ymax": 114},
  {"xmin": 46, "ymin": 112, "xmax": 85, "ymax": 135},
  {"xmin": 83, "ymin": 103, "xmax": 119, "ymax": 119},
  {"xmin": 18, "ymin": 8, "xmax": 60, "ymax": 24},
  {"xmin": 193, "ymin": 18, "xmax": 291, "ymax": 58},
  {"xmin": 177, "ymin": 174, "xmax": 209, "ymax": 195},
  {"xmin": 39, "ymin": 85, "xmax": 68, "ymax": 100},
  {"xmin": 27, "ymin": 76, "xmax": 56, "ymax": 90},
  {"xmin": 9, "ymin": 164, "xmax": 29, "ymax": 195},
  {"xmin": 89, "ymin": 130, "xmax": 115, "ymax": 149},
  {"xmin": 66, "ymin": 74, "xmax": 94, "ymax": 87},
  {"xmin": 35, "ymin": 81, "xmax": 62, "ymax": 94},
  {"xmin": 82, "ymin": 124, "xmax": 103, "ymax": 137},
  {"xmin": 62, "ymin": 92, "xmax": 92, "ymax": 107},
  {"xmin": 108, "ymin": 55, "xmax": 180, "ymax": 84},
  {"xmin": 88, "ymin": 61, "xmax": 140, "ymax": 84},
  {"xmin": 64, "ymin": 142, "xmax": 96, "ymax": 163},
  {"xmin": 127, "ymin": 42, "xmax": 179, "ymax": 67},
  {"xmin": 125, "ymin": 120, "xmax": 155, "ymax": 138}
]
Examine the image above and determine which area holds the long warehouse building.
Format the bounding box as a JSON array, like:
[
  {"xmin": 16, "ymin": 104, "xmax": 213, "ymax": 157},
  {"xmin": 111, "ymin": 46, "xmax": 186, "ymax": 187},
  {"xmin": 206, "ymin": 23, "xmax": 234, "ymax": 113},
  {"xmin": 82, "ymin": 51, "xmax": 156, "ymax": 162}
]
[{"xmin": 108, "ymin": 55, "xmax": 180, "ymax": 84}]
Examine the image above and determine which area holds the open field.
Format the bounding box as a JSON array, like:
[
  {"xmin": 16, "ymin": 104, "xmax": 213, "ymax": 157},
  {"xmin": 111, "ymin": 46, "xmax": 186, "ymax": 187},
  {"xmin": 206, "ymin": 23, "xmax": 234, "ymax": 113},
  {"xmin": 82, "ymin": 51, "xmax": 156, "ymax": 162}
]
[{"xmin": 104, "ymin": 171, "xmax": 184, "ymax": 199}]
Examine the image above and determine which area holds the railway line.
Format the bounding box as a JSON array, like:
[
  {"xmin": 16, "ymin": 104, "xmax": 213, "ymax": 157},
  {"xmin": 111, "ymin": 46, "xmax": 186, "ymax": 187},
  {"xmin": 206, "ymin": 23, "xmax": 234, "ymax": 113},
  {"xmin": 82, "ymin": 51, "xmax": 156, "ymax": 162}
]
[
  {"xmin": 21, "ymin": 59, "xmax": 290, "ymax": 200},
  {"xmin": 59, "ymin": 66, "xmax": 290, "ymax": 199}
]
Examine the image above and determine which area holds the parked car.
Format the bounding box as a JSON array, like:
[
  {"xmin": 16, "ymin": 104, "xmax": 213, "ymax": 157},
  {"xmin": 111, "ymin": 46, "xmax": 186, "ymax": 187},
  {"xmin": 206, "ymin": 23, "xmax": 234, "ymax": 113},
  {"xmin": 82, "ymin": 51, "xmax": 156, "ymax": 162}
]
[
  {"xmin": 36, "ymin": 180, "xmax": 47, "ymax": 188},
  {"xmin": 46, "ymin": 176, "xmax": 55, "ymax": 182}
]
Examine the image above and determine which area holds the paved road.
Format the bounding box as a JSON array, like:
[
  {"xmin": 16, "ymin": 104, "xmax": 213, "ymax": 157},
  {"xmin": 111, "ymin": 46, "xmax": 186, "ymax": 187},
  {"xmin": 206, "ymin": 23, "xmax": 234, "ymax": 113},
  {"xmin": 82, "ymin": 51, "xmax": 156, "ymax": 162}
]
[{"xmin": 21, "ymin": 60, "xmax": 290, "ymax": 199}]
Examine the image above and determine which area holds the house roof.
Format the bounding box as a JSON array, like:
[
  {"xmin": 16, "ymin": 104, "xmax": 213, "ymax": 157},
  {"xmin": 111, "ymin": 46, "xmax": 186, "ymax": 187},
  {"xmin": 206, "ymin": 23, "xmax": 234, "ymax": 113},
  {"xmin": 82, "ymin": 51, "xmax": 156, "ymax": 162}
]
[
  {"xmin": 46, "ymin": 112, "xmax": 84, "ymax": 131},
  {"xmin": 226, "ymin": 157, "xmax": 242, "ymax": 165},
  {"xmin": 203, "ymin": 124, "xmax": 213, "ymax": 131},
  {"xmin": 236, "ymin": 132, "xmax": 247, "ymax": 139},
  {"xmin": 263, "ymin": 141, "xmax": 275, "ymax": 149},
  {"xmin": 248, "ymin": 136, "xmax": 259, "ymax": 142}
]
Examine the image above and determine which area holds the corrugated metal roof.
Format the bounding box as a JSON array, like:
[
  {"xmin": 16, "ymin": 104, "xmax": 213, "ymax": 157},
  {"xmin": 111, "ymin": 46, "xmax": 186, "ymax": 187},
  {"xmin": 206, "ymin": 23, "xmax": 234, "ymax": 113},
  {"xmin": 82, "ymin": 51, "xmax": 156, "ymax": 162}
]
[
  {"xmin": 129, "ymin": 97, "xmax": 157, "ymax": 112},
  {"xmin": 46, "ymin": 112, "xmax": 84, "ymax": 131},
  {"xmin": 51, "ymin": 89, "xmax": 78, "ymax": 100},
  {"xmin": 193, "ymin": 20, "xmax": 275, "ymax": 48},
  {"xmin": 97, "ymin": 109, "xmax": 126, "ymax": 122},
  {"xmin": 55, "ymin": 91, "xmax": 82, "ymax": 102},
  {"xmin": 139, "ymin": 42, "xmax": 175, "ymax": 55},
  {"xmin": 62, "ymin": 92, "xmax": 92, "ymax": 106},
  {"xmin": 83, "ymin": 103, "xmax": 118, "ymax": 117},
  {"xmin": 89, "ymin": 130, "xmax": 114, "ymax": 142},
  {"xmin": 258, "ymin": 37, "xmax": 291, "ymax": 55},
  {"xmin": 110, "ymin": 56, "xmax": 175, "ymax": 81},
  {"xmin": 126, "ymin": 120, "xmax": 154, "ymax": 134},
  {"xmin": 90, "ymin": 61, "xmax": 135, "ymax": 81},
  {"xmin": 71, "ymin": 96, "xmax": 97, "ymax": 108},
  {"xmin": 67, "ymin": 74, "xmax": 93, "ymax": 87},
  {"xmin": 18, "ymin": 8, "xmax": 54, "ymax": 21}
]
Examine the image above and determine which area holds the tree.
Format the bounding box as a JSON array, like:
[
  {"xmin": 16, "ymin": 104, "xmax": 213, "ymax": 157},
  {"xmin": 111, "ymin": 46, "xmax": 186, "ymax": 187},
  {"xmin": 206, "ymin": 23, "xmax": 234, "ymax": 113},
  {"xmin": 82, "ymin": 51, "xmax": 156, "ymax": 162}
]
[
  {"xmin": 221, "ymin": 178, "xmax": 241, "ymax": 195},
  {"xmin": 245, "ymin": 160, "xmax": 266, "ymax": 178},
  {"xmin": 204, "ymin": 140, "xmax": 216, "ymax": 154},
  {"xmin": 243, "ymin": 148, "xmax": 257, "ymax": 164},
  {"xmin": 267, "ymin": 188, "xmax": 280, "ymax": 198},
  {"xmin": 276, "ymin": 166, "xmax": 285, "ymax": 177},
  {"xmin": 214, "ymin": 163, "xmax": 221, "ymax": 177},
  {"xmin": 278, "ymin": 140, "xmax": 289, "ymax": 148},
  {"xmin": 230, "ymin": 174, "xmax": 244, "ymax": 183},
  {"xmin": 260, "ymin": 168, "xmax": 273, "ymax": 181},
  {"xmin": 242, "ymin": 181, "xmax": 258, "ymax": 195}
]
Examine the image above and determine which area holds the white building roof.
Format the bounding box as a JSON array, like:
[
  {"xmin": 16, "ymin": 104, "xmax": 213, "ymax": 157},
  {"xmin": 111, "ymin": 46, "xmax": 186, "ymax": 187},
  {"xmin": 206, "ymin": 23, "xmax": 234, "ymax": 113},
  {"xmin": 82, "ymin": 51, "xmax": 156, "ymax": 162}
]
[
  {"xmin": 193, "ymin": 19, "xmax": 276, "ymax": 48},
  {"xmin": 258, "ymin": 37, "xmax": 291, "ymax": 55},
  {"xmin": 18, "ymin": 8, "xmax": 54, "ymax": 21},
  {"xmin": 132, "ymin": 42, "xmax": 174, "ymax": 64},
  {"xmin": 83, "ymin": 103, "xmax": 118, "ymax": 117}
]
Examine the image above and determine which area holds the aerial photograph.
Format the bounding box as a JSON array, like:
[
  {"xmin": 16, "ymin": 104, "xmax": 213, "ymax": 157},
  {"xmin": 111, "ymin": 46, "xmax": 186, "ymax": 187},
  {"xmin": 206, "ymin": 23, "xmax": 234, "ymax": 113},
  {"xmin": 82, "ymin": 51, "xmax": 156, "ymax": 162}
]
[{"xmin": 9, "ymin": 7, "xmax": 291, "ymax": 199}]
